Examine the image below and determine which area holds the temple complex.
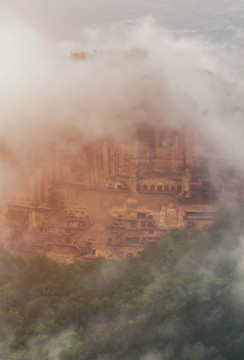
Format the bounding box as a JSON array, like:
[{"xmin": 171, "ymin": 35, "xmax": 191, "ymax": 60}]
[{"xmin": 2, "ymin": 123, "xmax": 243, "ymax": 262}]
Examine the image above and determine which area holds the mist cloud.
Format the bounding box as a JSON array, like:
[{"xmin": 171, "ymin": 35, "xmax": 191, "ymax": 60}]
[
  {"xmin": 0, "ymin": 17, "xmax": 244, "ymax": 199},
  {"xmin": 1, "ymin": 9, "xmax": 244, "ymax": 360}
]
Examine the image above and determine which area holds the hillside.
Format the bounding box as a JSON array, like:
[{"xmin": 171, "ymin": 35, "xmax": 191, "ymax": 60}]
[{"xmin": 0, "ymin": 207, "xmax": 244, "ymax": 359}]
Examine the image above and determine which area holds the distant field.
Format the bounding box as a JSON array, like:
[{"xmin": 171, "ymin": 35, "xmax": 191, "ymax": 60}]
[{"xmin": 78, "ymin": 0, "xmax": 244, "ymax": 40}]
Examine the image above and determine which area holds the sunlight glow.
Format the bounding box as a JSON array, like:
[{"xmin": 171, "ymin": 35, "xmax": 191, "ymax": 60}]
[{"xmin": 0, "ymin": 20, "xmax": 45, "ymax": 87}]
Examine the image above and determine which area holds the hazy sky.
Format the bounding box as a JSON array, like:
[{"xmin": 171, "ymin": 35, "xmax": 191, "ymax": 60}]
[
  {"xmin": 3, "ymin": 0, "xmax": 152, "ymax": 38},
  {"xmin": 1, "ymin": 0, "xmax": 243, "ymax": 39}
]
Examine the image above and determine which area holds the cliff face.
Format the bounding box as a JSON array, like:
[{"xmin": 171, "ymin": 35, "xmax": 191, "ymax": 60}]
[{"xmin": 3, "ymin": 124, "xmax": 242, "ymax": 262}]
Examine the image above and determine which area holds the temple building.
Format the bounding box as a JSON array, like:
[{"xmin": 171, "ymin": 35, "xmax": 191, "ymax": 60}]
[{"xmin": 3, "ymin": 124, "xmax": 243, "ymax": 262}]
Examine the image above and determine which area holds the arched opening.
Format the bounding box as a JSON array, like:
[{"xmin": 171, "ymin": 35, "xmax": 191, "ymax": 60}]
[
  {"xmin": 165, "ymin": 185, "xmax": 169, "ymax": 191},
  {"xmin": 157, "ymin": 185, "xmax": 162, "ymax": 191},
  {"xmin": 137, "ymin": 212, "xmax": 146, "ymax": 219},
  {"xmin": 137, "ymin": 184, "xmax": 141, "ymax": 191},
  {"xmin": 171, "ymin": 185, "xmax": 176, "ymax": 192},
  {"xmin": 143, "ymin": 184, "xmax": 148, "ymax": 191},
  {"xmin": 150, "ymin": 185, "xmax": 155, "ymax": 191}
]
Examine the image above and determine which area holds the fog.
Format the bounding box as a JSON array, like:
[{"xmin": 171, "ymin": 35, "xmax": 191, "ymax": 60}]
[
  {"xmin": 0, "ymin": 13, "xmax": 244, "ymax": 200},
  {"xmin": 1, "ymin": 5, "xmax": 244, "ymax": 359}
]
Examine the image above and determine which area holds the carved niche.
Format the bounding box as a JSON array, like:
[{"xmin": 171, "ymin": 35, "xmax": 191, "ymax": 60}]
[{"xmin": 159, "ymin": 200, "xmax": 185, "ymax": 228}]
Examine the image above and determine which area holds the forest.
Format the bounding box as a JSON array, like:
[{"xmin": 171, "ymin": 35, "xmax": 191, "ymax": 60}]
[{"xmin": 1, "ymin": 206, "xmax": 244, "ymax": 360}]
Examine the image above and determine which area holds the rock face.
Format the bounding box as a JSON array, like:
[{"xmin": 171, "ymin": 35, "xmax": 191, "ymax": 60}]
[{"xmin": 3, "ymin": 124, "xmax": 242, "ymax": 262}]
